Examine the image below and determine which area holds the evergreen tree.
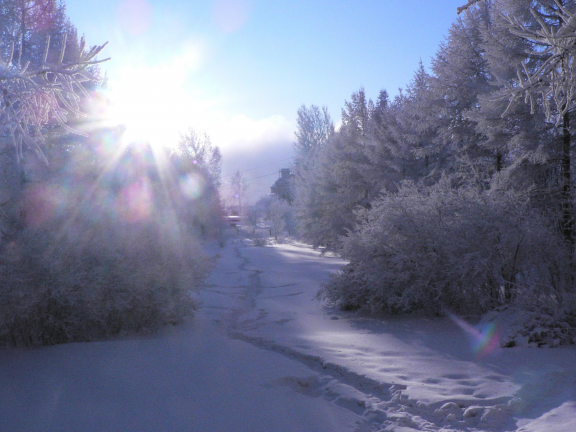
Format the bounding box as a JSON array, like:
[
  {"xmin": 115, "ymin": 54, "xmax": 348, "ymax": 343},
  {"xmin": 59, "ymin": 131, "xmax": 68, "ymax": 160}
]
[
  {"xmin": 0, "ymin": 0, "xmax": 107, "ymax": 237},
  {"xmin": 429, "ymin": 5, "xmax": 497, "ymax": 184},
  {"xmin": 395, "ymin": 62, "xmax": 446, "ymax": 181}
]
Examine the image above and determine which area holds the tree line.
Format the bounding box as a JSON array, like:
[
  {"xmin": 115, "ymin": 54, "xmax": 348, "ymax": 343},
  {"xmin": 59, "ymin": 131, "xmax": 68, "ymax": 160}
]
[{"xmin": 291, "ymin": 0, "xmax": 576, "ymax": 344}]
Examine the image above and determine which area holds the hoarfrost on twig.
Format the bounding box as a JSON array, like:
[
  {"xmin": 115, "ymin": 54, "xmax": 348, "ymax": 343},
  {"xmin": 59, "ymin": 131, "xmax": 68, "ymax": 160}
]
[{"xmin": 0, "ymin": 34, "xmax": 109, "ymax": 163}]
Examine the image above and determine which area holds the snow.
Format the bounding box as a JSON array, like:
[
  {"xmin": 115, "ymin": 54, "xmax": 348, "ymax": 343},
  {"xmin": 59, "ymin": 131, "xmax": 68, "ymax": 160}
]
[{"xmin": 1, "ymin": 235, "xmax": 575, "ymax": 431}]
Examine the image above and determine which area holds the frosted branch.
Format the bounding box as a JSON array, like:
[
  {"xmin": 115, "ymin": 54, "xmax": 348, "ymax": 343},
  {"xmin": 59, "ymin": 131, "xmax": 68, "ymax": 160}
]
[
  {"xmin": 0, "ymin": 35, "xmax": 109, "ymax": 163},
  {"xmin": 495, "ymin": 4, "xmax": 576, "ymax": 126},
  {"xmin": 457, "ymin": 0, "xmax": 482, "ymax": 15}
]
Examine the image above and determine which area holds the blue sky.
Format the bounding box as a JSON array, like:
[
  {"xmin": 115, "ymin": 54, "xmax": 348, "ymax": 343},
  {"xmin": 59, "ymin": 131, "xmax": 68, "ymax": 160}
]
[{"xmin": 65, "ymin": 0, "xmax": 464, "ymax": 200}]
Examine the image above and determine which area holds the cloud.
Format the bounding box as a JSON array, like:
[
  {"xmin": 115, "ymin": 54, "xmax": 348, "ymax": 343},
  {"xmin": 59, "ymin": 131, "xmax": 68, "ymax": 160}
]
[
  {"xmin": 210, "ymin": 114, "xmax": 293, "ymax": 154},
  {"xmin": 213, "ymin": 114, "xmax": 295, "ymax": 203}
]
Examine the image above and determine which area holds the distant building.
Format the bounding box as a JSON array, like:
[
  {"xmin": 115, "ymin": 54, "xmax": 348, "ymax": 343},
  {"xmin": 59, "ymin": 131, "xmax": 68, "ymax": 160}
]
[
  {"xmin": 226, "ymin": 215, "xmax": 241, "ymax": 227},
  {"xmin": 270, "ymin": 168, "xmax": 294, "ymax": 202}
]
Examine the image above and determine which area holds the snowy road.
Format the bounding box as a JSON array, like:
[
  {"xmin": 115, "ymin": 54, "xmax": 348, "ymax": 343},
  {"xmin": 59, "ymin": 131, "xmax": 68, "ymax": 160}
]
[{"xmin": 0, "ymin": 237, "xmax": 575, "ymax": 431}]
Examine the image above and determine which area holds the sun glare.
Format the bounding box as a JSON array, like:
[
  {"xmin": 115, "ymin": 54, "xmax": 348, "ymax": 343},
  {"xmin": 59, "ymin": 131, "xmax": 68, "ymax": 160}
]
[
  {"xmin": 104, "ymin": 43, "xmax": 206, "ymax": 152},
  {"xmin": 106, "ymin": 66, "xmax": 186, "ymax": 150}
]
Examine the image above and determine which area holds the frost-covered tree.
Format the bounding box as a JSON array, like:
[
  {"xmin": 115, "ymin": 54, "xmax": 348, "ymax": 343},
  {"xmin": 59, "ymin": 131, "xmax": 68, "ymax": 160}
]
[
  {"xmin": 0, "ymin": 36, "xmax": 106, "ymax": 161},
  {"xmin": 0, "ymin": 0, "xmax": 107, "ymax": 239},
  {"xmin": 227, "ymin": 169, "xmax": 248, "ymax": 215},
  {"xmin": 269, "ymin": 196, "xmax": 288, "ymax": 241},
  {"xmin": 395, "ymin": 63, "xmax": 446, "ymax": 181},
  {"xmin": 175, "ymin": 128, "xmax": 222, "ymax": 188},
  {"xmin": 293, "ymin": 104, "xmax": 333, "ymax": 159},
  {"xmin": 293, "ymin": 90, "xmax": 377, "ymax": 249},
  {"xmin": 292, "ymin": 104, "xmax": 335, "ymax": 245},
  {"xmin": 497, "ymin": 0, "xmax": 576, "ymax": 245},
  {"xmin": 170, "ymin": 129, "xmax": 224, "ymax": 237},
  {"xmin": 0, "ymin": 1, "xmax": 81, "ymax": 66},
  {"xmin": 461, "ymin": 0, "xmax": 576, "ymax": 245},
  {"xmin": 293, "ymin": 88, "xmax": 419, "ymax": 249},
  {"xmin": 430, "ymin": 6, "xmax": 499, "ymax": 184},
  {"xmin": 362, "ymin": 89, "xmax": 408, "ymax": 192},
  {"xmin": 292, "ymin": 104, "xmax": 333, "ymax": 237}
]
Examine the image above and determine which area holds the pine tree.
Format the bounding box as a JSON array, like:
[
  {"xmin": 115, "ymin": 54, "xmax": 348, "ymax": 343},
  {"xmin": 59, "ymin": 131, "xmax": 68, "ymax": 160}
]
[
  {"xmin": 395, "ymin": 62, "xmax": 445, "ymax": 181},
  {"xmin": 462, "ymin": 0, "xmax": 576, "ymax": 246},
  {"xmin": 362, "ymin": 89, "xmax": 408, "ymax": 193},
  {"xmin": 430, "ymin": 5, "xmax": 498, "ymax": 184},
  {"xmin": 0, "ymin": 0, "xmax": 108, "ymax": 238}
]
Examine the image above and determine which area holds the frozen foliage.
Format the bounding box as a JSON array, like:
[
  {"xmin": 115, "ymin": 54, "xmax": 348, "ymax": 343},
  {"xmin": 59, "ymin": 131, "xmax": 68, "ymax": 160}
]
[
  {"xmin": 293, "ymin": 104, "xmax": 333, "ymax": 157},
  {"xmin": 0, "ymin": 0, "xmax": 108, "ymax": 241},
  {"xmin": 293, "ymin": 92, "xmax": 392, "ymax": 250},
  {"xmin": 0, "ymin": 29, "xmax": 108, "ymax": 163},
  {"xmin": 0, "ymin": 132, "xmax": 221, "ymax": 347},
  {"xmin": 457, "ymin": 0, "xmax": 483, "ymax": 14},
  {"xmin": 227, "ymin": 169, "xmax": 248, "ymax": 215},
  {"xmin": 0, "ymin": 212, "xmax": 209, "ymax": 347},
  {"xmin": 0, "ymin": 1, "xmax": 225, "ymax": 348},
  {"xmin": 318, "ymin": 178, "xmax": 574, "ymax": 316},
  {"xmin": 269, "ymin": 196, "xmax": 289, "ymax": 241},
  {"xmin": 170, "ymin": 128, "xmax": 225, "ymax": 238},
  {"xmin": 175, "ymin": 128, "xmax": 222, "ymax": 188},
  {"xmin": 290, "ymin": 1, "xmax": 576, "ymax": 341},
  {"xmin": 494, "ymin": 0, "xmax": 576, "ymax": 125},
  {"xmin": 495, "ymin": 306, "xmax": 576, "ymax": 347}
]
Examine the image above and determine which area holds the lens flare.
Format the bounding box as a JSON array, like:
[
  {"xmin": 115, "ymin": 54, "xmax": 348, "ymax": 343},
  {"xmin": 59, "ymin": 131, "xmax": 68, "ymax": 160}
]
[
  {"xmin": 179, "ymin": 173, "xmax": 204, "ymax": 199},
  {"xmin": 117, "ymin": 179, "xmax": 152, "ymax": 222},
  {"xmin": 117, "ymin": 0, "xmax": 153, "ymax": 35},
  {"xmin": 448, "ymin": 313, "xmax": 500, "ymax": 358}
]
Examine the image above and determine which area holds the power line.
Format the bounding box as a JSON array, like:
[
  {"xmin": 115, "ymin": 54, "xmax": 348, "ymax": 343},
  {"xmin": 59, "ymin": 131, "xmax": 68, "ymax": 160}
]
[
  {"xmin": 222, "ymin": 156, "xmax": 293, "ymax": 180},
  {"xmin": 242, "ymin": 157, "xmax": 293, "ymax": 173},
  {"xmin": 249, "ymin": 170, "xmax": 285, "ymax": 181}
]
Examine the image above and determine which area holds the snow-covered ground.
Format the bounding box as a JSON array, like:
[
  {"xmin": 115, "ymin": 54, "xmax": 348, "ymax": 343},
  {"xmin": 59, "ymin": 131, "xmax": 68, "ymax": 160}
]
[{"xmin": 1, "ymin": 235, "xmax": 575, "ymax": 431}]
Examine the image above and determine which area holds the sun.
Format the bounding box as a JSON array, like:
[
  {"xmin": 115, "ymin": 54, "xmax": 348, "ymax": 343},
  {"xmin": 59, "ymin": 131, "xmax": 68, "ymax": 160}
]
[
  {"xmin": 106, "ymin": 65, "xmax": 191, "ymax": 151},
  {"xmin": 104, "ymin": 37, "xmax": 208, "ymax": 150}
]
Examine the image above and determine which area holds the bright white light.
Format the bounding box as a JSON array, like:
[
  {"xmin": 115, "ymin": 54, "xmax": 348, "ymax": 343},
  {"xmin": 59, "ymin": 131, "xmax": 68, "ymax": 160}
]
[
  {"xmin": 209, "ymin": 114, "xmax": 293, "ymax": 152},
  {"xmin": 105, "ymin": 43, "xmax": 207, "ymax": 150},
  {"xmin": 101, "ymin": 38, "xmax": 294, "ymax": 159}
]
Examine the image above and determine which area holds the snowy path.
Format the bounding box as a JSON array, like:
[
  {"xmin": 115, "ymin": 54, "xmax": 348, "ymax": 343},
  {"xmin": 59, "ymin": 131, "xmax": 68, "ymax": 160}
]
[
  {"xmin": 0, "ymin": 237, "xmax": 574, "ymax": 431},
  {"xmin": 202, "ymin": 238, "xmax": 576, "ymax": 432},
  {"xmin": 0, "ymin": 239, "xmax": 361, "ymax": 432}
]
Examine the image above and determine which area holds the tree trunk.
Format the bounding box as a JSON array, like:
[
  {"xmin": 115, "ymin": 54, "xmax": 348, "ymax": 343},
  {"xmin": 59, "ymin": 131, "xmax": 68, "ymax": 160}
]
[{"xmin": 561, "ymin": 112, "xmax": 573, "ymax": 250}]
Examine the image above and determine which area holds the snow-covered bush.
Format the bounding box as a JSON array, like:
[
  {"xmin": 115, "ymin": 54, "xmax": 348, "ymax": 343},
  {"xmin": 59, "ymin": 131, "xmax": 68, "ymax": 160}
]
[
  {"xmin": 0, "ymin": 177, "xmax": 212, "ymax": 347},
  {"xmin": 498, "ymin": 307, "xmax": 576, "ymax": 348},
  {"xmin": 318, "ymin": 178, "xmax": 573, "ymax": 315},
  {"xmin": 0, "ymin": 3, "xmax": 220, "ymax": 347}
]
